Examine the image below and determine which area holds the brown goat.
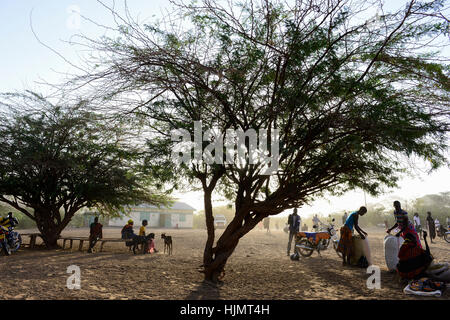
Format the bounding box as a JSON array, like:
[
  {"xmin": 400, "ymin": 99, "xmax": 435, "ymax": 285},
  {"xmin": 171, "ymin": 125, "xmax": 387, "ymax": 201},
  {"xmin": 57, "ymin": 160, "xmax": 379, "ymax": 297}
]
[{"xmin": 161, "ymin": 233, "xmax": 173, "ymax": 255}]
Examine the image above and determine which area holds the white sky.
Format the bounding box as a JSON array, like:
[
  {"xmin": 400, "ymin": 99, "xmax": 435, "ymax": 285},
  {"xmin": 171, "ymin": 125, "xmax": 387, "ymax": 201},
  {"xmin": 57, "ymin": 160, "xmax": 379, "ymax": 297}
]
[{"xmin": 1, "ymin": 0, "xmax": 449, "ymax": 217}]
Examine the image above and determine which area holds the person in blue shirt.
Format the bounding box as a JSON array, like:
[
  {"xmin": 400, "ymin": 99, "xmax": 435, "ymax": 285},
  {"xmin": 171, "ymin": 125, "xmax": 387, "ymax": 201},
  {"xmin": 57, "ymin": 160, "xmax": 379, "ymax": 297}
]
[{"xmin": 337, "ymin": 206, "xmax": 368, "ymax": 266}]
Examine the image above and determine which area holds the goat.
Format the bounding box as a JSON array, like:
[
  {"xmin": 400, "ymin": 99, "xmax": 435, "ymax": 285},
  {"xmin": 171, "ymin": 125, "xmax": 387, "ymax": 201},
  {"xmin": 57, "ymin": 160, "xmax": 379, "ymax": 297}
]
[{"xmin": 161, "ymin": 233, "xmax": 173, "ymax": 255}]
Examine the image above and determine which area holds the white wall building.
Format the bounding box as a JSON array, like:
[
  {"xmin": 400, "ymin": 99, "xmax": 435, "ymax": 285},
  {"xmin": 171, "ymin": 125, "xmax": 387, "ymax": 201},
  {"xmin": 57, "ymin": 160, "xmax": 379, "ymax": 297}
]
[{"xmin": 108, "ymin": 201, "xmax": 195, "ymax": 228}]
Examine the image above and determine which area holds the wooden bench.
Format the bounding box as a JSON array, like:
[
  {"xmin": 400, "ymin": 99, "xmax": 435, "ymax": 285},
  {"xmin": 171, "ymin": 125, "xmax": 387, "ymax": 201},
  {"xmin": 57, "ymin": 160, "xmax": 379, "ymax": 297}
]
[
  {"xmin": 20, "ymin": 233, "xmax": 43, "ymax": 249},
  {"xmin": 59, "ymin": 237, "xmax": 133, "ymax": 252},
  {"xmin": 98, "ymin": 238, "xmax": 133, "ymax": 252},
  {"xmin": 19, "ymin": 234, "xmax": 87, "ymax": 250},
  {"xmin": 59, "ymin": 237, "xmax": 90, "ymax": 251},
  {"xmin": 19, "ymin": 234, "xmax": 134, "ymax": 252}
]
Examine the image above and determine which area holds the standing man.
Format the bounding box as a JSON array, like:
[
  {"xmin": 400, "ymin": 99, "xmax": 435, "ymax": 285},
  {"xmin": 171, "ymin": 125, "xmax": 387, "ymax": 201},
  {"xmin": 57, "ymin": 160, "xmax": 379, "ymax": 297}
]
[
  {"xmin": 342, "ymin": 212, "xmax": 348, "ymax": 226},
  {"xmin": 87, "ymin": 217, "xmax": 103, "ymax": 253},
  {"xmin": 263, "ymin": 217, "xmax": 270, "ymax": 233},
  {"xmin": 387, "ymin": 201, "xmax": 421, "ymax": 248},
  {"xmin": 426, "ymin": 212, "xmax": 436, "ymax": 243},
  {"xmin": 413, "ymin": 213, "xmax": 422, "ymax": 240},
  {"xmin": 287, "ymin": 208, "xmax": 301, "ymax": 256},
  {"xmin": 326, "ymin": 214, "xmax": 333, "ymax": 225},
  {"xmin": 312, "ymin": 214, "xmax": 322, "ymax": 231}
]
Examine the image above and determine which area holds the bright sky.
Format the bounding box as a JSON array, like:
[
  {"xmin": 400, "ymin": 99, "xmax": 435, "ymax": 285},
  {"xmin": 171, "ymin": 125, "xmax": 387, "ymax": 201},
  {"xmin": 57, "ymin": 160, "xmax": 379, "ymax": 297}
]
[{"xmin": 1, "ymin": 0, "xmax": 449, "ymax": 217}]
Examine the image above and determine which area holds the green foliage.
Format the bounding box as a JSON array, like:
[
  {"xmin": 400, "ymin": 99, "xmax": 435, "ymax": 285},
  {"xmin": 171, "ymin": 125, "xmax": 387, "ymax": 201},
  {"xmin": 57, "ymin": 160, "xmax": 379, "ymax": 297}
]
[
  {"xmin": 0, "ymin": 92, "xmax": 170, "ymax": 246},
  {"xmin": 109, "ymin": 0, "xmax": 450, "ymax": 205},
  {"xmin": 411, "ymin": 192, "xmax": 450, "ymax": 223},
  {"xmin": 61, "ymin": 0, "xmax": 450, "ymax": 279},
  {"xmin": 325, "ymin": 192, "xmax": 450, "ymax": 228},
  {"xmin": 0, "ymin": 203, "xmax": 36, "ymax": 229}
]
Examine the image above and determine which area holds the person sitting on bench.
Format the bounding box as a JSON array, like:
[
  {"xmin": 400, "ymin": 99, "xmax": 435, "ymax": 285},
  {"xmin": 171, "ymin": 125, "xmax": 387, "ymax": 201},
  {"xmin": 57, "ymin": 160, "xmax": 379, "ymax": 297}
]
[
  {"xmin": 87, "ymin": 217, "xmax": 103, "ymax": 253},
  {"xmin": 121, "ymin": 220, "xmax": 137, "ymax": 249}
]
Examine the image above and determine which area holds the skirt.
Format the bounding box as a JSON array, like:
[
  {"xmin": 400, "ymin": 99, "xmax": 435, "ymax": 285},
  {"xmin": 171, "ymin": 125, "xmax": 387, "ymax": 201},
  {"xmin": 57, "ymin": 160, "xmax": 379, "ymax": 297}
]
[{"xmin": 337, "ymin": 225, "xmax": 353, "ymax": 257}]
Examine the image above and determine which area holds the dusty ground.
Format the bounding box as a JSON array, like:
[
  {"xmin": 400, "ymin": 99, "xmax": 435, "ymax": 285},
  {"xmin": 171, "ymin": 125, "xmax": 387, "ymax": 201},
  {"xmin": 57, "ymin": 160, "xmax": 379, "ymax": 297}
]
[{"xmin": 0, "ymin": 226, "xmax": 448, "ymax": 300}]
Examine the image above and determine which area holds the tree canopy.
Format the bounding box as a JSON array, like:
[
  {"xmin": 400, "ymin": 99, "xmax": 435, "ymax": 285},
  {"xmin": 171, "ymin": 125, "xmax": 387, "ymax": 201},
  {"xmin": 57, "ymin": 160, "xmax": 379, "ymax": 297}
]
[
  {"xmin": 57, "ymin": 0, "xmax": 450, "ymax": 281},
  {"xmin": 0, "ymin": 91, "xmax": 169, "ymax": 247}
]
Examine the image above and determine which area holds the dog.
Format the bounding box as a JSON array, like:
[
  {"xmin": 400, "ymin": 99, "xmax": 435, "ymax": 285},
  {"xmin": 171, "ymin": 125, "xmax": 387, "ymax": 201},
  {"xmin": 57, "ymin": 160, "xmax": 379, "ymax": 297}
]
[
  {"xmin": 161, "ymin": 233, "xmax": 172, "ymax": 255},
  {"xmin": 131, "ymin": 233, "xmax": 155, "ymax": 254}
]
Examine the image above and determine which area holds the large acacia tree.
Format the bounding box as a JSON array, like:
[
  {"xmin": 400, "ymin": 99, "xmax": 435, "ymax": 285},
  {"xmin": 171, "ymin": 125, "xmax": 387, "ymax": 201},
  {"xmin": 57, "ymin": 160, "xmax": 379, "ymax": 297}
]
[
  {"xmin": 0, "ymin": 92, "xmax": 169, "ymax": 248},
  {"xmin": 63, "ymin": 0, "xmax": 449, "ymax": 282}
]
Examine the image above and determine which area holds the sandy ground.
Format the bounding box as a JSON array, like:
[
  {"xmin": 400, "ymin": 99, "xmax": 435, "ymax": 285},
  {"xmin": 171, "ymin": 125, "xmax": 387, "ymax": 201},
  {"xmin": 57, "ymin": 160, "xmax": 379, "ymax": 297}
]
[{"xmin": 0, "ymin": 226, "xmax": 448, "ymax": 300}]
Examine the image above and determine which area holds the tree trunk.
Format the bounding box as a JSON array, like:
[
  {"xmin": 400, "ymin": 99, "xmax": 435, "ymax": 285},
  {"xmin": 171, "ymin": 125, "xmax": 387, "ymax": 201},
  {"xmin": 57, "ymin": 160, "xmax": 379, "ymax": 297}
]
[
  {"xmin": 203, "ymin": 238, "xmax": 240, "ymax": 283},
  {"xmin": 202, "ymin": 188, "xmax": 237, "ymax": 283},
  {"xmin": 202, "ymin": 204, "xmax": 262, "ymax": 283},
  {"xmin": 40, "ymin": 227, "xmax": 62, "ymax": 249},
  {"xmin": 203, "ymin": 190, "xmax": 215, "ymax": 267},
  {"xmin": 34, "ymin": 208, "xmax": 73, "ymax": 249}
]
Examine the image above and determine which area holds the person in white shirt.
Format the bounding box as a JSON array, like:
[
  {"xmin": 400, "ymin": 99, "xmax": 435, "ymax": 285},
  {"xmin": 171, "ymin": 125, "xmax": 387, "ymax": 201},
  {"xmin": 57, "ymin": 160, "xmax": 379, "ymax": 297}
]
[
  {"xmin": 413, "ymin": 212, "xmax": 422, "ymax": 240},
  {"xmin": 435, "ymin": 218, "xmax": 440, "ymax": 230}
]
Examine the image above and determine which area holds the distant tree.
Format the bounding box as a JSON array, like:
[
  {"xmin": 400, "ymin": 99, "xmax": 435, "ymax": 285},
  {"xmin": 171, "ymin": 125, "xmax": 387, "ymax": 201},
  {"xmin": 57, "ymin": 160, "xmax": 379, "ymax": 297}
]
[
  {"xmin": 0, "ymin": 92, "xmax": 169, "ymax": 248},
  {"xmin": 360, "ymin": 203, "xmax": 391, "ymax": 227},
  {"xmin": 63, "ymin": 0, "xmax": 449, "ymax": 282},
  {"xmin": 412, "ymin": 192, "xmax": 450, "ymax": 222}
]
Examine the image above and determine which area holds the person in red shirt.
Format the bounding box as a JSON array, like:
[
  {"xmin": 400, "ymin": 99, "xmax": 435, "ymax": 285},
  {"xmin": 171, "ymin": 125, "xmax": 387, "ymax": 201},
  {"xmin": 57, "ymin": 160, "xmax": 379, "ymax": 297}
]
[
  {"xmin": 397, "ymin": 231, "xmax": 433, "ymax": 280},
  {"xmin": 87, "ymin": 217, "xmax": 103, "ymax": 253}
]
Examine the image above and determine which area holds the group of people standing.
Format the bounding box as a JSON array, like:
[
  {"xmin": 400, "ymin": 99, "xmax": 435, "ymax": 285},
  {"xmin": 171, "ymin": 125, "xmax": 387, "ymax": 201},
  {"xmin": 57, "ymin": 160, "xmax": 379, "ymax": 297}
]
[
  {"xmin": 338, "ymin": 201, "xmax": 430, "ymax": 266},
  {"xmin": 413, "ymin": 211, "xmax": 448, "ymax": 243},
  {"xmin": 286, "ymin": 200, "xmax": 443, "ymax": 268},
  {"xmin": 285, "ymin": 206, "xmax": 369, "ymax": 261}
]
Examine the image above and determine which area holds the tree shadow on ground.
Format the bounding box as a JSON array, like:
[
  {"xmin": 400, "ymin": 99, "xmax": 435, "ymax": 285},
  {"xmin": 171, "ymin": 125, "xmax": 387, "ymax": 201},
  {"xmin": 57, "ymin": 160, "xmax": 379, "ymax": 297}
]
[
  {"xmin": 292, "ymin": 254, "xmax": 449, "ymax": 299},
  {"xmin": 185, "ymin": 280, "xmax": 222, "ymax": 300},
  {"xmin": 296, "ymin": 254, "xmax": 389, "ymax": 291}
]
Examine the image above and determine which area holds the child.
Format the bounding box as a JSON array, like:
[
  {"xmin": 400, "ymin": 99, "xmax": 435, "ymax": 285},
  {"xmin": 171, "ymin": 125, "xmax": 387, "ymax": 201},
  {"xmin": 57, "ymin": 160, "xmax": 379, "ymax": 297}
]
[
  {"xmin": 146, "ymin": 233, "xmax": 157, "ymax": 254},
  {"xmin": 138, "ymin": 220, "xmax": 148, "ymax": 252},
  {"xmin": 139, "ymin": 220, "xmax": 158, "ymax": 253},
  {"xmin": 139, "ymin": 220, "xmax": 148, "ymax": 236}
]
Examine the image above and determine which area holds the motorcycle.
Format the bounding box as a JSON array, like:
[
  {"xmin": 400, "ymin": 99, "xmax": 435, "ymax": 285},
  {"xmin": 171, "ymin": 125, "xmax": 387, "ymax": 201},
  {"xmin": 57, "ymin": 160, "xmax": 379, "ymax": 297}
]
[
  {"xmin": 437, "ymin": 225, "xmax": 450, "ymax": 243},
  {"xmin": 293, "ymin": 219, "xmax": 342, "ymax": 258},
  {"xmin": 436, "ymin": 225, "xmax": 448, "ymax": 238},
  {"xmin": 0, "ymin": 226, "xmax": 11, "ymax": 256},
  {"xmin": 0, "ymin": 213, "xmax": 22, "ymax": 253}
]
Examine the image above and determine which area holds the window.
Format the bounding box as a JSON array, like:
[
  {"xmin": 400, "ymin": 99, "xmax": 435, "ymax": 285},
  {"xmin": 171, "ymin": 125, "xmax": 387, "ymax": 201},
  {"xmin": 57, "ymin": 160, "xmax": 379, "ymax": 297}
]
[{"xmin": 179, "ymin": 213, "xmax": 186, "ymax": 222}]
